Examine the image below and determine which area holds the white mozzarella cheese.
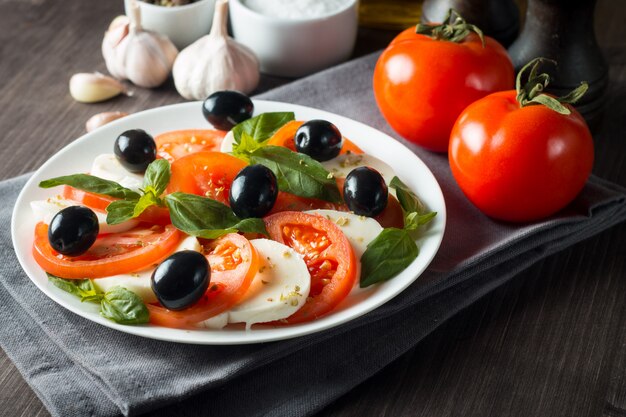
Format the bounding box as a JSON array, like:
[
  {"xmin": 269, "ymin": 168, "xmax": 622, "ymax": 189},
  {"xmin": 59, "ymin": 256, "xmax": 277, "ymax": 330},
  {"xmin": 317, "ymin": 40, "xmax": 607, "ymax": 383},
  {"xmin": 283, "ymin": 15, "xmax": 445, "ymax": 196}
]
[
  {"xmin": 90, "ymin": 154, "xmax": 144, "ymax": 192},
  {"xmin": 197, "ymin": 238, "xmax": 311, "ymax": 330},
  {"xmin": 92, "ymin": 235, "xmax": 202, "ymax": 304},
  {"xmin": 306, "ymin": 210, "xmax": 383, "ymax": 259},
  {"xmin": 220, "ymin": 131, "xmax": 235, "ymax": 153},
  {"xmin": 30, "ymin": 196, "xmax": 139, "ymax": 234},
  {"xmin": 322, "ymin": 153, "xmax": 397, "ymax": 196}
]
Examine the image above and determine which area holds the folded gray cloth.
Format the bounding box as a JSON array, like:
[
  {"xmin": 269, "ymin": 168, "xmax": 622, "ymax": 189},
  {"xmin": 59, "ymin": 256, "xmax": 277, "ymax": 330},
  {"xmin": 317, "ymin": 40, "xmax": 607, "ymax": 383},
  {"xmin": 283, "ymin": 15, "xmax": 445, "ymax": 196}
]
[{"xmin": 1, "ymin": 52, "xmax": 625, "ymax": 417}]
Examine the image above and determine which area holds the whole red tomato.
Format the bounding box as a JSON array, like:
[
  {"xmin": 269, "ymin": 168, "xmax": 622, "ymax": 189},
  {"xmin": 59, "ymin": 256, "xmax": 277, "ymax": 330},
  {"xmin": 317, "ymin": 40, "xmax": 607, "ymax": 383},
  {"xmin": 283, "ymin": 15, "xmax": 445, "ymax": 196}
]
[
  {"xmin": 373, "ymin": 18, "xmax": 514, "ymax": 152},
  {"xmin": 448, "ymin": 61, "xmax": 594, "ymax": 222}
]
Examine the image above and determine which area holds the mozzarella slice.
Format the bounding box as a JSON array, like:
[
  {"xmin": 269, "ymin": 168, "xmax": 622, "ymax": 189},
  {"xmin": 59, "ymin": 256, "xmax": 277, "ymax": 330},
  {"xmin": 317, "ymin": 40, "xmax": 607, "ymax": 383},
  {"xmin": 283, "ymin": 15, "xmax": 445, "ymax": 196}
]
[
  {"xmin": 228, "ymin": 239, "xmax": 310, "ymax": 327},
  {"xmin": 92, "ymin": 235, "xmax": 202, "ymax": 303},
  {"xmin": 322, "ymin": 153, "xmax": 397, "ymax": 196},
  {"xmin": 30, "ymin": 196, "xmax": 139, "ymax": 234},
  {"xmin": 306, "ymin": 210, "xmax": 383, "ymax": 259},
  {"xmin": 220, "ymin": 131, "xmax": 235, "ymax": 153},
  {"xmin": 90, "ymin": 154, "xmax": 144, "ymax": 192},
  {"xmin": 197, "ymin": 239, "xmax": 311, "ymax": 330}
]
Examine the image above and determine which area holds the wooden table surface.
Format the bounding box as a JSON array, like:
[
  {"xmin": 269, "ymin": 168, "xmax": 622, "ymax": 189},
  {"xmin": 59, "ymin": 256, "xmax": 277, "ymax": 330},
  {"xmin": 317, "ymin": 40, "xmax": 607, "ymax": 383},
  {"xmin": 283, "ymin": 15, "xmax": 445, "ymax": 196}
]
[{"xmin": 1, "ymin": 1, "xmax": 625, "ymax": 416}]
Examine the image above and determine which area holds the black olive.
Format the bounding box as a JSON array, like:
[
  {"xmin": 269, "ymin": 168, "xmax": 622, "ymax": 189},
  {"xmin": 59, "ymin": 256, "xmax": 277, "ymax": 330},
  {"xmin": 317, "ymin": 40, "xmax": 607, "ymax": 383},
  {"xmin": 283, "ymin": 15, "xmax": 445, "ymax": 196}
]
[
  {"xmin": 294, "ymin": 119, "xmax": 343, "ymax": 162},
  {"xmin": 151, "ymin": 250, "xmax": 210, "ymax": 311},
  {"xmin": 114, "ymin": 129, "xmax": 157, "ymax": 173},
  {"xmin": 202, "ymin": 90, "xmax": 254, "ymax": 131},
  {"xmin": 48, "ymin": 206, "xmax": 99, "ymax": 256},
  {"xmin": 229, "ymin": 164, "xmax": 278, "ymax": 219},
  {"xmin": 343, "ymin": 167, "xmax": 388, "ymax": 217}
]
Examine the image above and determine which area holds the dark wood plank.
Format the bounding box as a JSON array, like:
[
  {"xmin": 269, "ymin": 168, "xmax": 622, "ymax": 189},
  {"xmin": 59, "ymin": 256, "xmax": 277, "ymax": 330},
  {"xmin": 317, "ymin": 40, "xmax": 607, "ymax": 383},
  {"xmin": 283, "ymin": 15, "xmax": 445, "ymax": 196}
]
[{"xmin": 0, "ymin": 1, "xmax": 625, "ymax": 417}]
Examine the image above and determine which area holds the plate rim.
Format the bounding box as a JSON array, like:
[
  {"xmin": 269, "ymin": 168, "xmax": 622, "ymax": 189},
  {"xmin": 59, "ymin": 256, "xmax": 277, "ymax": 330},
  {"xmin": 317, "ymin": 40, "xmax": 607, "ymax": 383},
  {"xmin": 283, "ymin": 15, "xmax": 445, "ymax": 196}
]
[{"xmin": 11, "ymin": 100, "xmax": 447, "ymax": 345}]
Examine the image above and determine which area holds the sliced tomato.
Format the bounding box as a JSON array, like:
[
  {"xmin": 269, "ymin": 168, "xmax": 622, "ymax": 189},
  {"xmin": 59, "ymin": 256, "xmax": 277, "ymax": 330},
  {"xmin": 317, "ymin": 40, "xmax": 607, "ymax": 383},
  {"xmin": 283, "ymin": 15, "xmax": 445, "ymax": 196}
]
[
  {"xmin": 265, "ymin": 211, "xmax": 357, "ymax": 324},
  {"xmin": 147, "ymin": 233, "xmax": 259, "ymax": 328},
  {"xmin": 33, "ymin": 223, "xmax": 181, "ymax": 279},
  {"xmin": 62, "ymin": 186, "xmax": 171, "ymax": 225},
  {"xmin": 374, "ymin": 194, "xmax": 404, "ymax": 229},
  {"xmin": 267, "ymin": 120, "xmax": 364, "ymax": 154},
  {"xmin": 167, "ymin": 151, "xmax": 247, "ymax": 205},
  {"xmin": 155, "ymin": 129, "xmax": 227, "ymax": 163}
]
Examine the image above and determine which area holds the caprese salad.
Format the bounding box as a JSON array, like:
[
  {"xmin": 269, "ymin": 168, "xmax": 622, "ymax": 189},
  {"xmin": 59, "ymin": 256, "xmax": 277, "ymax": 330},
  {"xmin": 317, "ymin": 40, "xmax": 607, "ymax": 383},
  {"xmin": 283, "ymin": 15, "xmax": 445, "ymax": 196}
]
[{"xmin": 31, "ymin": 91, "xmax": 436, "ymax": 330}]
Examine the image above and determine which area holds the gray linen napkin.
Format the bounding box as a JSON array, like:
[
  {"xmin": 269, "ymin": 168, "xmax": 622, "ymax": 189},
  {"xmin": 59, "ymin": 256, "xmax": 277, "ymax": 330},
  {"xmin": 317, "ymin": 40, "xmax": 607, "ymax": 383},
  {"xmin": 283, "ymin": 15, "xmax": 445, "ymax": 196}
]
[{"xmin": 1, "ymin": 52, "xmax": 626, "ymax": 417}]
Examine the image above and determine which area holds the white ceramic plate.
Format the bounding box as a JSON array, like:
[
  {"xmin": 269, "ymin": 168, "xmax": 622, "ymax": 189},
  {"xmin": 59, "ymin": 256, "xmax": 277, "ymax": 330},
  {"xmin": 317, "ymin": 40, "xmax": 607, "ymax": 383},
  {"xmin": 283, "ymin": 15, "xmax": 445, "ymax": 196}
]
[{"xmin": 11, "ymin": 101, "xmax": 446, "ymax": 345}]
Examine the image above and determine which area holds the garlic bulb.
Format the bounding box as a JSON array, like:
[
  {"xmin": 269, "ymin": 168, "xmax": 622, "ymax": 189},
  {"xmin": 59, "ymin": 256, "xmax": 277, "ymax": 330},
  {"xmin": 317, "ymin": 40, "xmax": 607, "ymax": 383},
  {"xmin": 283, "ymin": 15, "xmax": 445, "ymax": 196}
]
[
  {"xmin": 69, "ymin": 73, "xmax": 131, "ymax": 103},
  {"xmin": 102, "ymin": 0, "xmax": 178, "ymax": 88},
  {"xmin": 86, "ymin": 111, "xmax": 129, "ymax": 132},
  {"xmin": 173, "ymin": 0, "xmax": 260, "ymax": 100}
]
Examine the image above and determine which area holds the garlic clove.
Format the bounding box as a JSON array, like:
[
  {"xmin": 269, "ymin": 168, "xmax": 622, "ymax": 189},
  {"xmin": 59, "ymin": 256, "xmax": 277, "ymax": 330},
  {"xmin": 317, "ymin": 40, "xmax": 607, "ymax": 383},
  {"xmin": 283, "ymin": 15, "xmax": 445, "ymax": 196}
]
[
  {"xmin": 173, "ymin": 0, "xmax": 260, "ymax": 100},
  {"xmin": 108, "ymin": 15, "xmax": 130, "ymax": 31},
  {"xmin": 101, "ymin": 0, "xmax": 178, "ymax": 88},
  {"xmin": 69, "ymin": 73, "xmax": 132, "ymax": 103},
  {"xmin": 86, "ymin": 111, "xmax": 129, "ymax": 132}
]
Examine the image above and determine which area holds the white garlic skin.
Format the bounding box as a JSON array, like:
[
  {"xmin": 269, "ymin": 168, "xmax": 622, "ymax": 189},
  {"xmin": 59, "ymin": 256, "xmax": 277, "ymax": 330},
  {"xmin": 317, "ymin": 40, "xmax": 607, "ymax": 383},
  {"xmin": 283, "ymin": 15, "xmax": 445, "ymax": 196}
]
[
  {"xmin": 86, "ymin": 111, "xmax": 129, "ymax": 132},
  {"xmin": 69, "ymin": 73, "xmax": 130, "ymax": 103},
  {"xmin": 173, "ymin": 0, "xmax": 260, "ymax": 100},
  {"xmin": 102, "ymin": 1, "xmax": 178, "ymax": 88}
]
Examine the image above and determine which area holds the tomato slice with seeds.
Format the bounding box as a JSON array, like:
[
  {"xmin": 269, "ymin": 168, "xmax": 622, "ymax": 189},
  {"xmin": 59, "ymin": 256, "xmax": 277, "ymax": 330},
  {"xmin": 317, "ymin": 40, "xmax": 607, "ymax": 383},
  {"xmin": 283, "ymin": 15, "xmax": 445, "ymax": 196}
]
[
  {"xmin": 167, "ymin": 151, "xmax": 247, "ymax": 205},
  {"xmin": 33, "ymin": 223, "xmax": 181, "ymax": 279},
  {"xmin": 265, "ymin": 211, "xmax": 357, "ymax": 324},
  {"xmin": 155, "ymin": 129, "xmax": 227, "ymax": 163},
  {"xmin": 147, "ymin": 233, "xmax": 259, "ymax": 328},
  {"xmin": 267, "ymin": 120, "xmax": 364, "ymax": 155},
  {"xmin": 62, "ymin": 186, "xmax": 171, "ymax": 225}
]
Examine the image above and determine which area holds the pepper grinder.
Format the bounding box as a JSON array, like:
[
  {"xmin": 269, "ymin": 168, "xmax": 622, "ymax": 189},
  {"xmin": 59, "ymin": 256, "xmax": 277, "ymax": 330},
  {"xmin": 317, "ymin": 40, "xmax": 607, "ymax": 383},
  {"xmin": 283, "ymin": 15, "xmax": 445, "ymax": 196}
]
[
  {"xmin": 508, "ymin": 0, "xmax": 608, "ymax": 124},
  {"xmin": 421, "ymin": 0, "xmax": 520, "ymax": 47}
]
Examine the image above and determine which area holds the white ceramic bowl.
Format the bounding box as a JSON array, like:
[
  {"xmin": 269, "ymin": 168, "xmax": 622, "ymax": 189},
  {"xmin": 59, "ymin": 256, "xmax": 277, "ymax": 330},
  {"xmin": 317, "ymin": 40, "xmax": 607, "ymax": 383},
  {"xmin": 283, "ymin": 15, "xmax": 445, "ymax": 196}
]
[
  {"xmin": 124, "ymin": 0, "xmax": 216, "ymax": 49},
  {"xmin": 229, "ymin": 0, "xmax": 359, "ymax": 78}
]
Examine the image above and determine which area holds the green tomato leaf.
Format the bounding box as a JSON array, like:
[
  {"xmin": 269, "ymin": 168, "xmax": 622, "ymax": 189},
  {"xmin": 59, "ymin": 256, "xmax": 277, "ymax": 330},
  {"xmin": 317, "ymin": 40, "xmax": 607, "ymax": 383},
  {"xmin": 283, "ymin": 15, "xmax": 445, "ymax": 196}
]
[
  {"xmin": 142, "ymin": 159, "xmax": 171, "ymax": 196},
  {"xmin": 39, "ymin": 174, "xmax": 140, "ymax": 200},
  {"xmin": 250, "ymin": 145, "xmax": 342, "ymax": 203},
  {"xmin": 100, "ymin": 286, "xmax": 149, "ymax": 325},
  {"xmin": 232, "ymin": 112, "xmax": 295, "ymax": 145},
  {"xmin": 360, "ymin": 228, "xmax": 419, "ymax": 288},
  {"xmin": 47, "ymin": 274, "xmax": 102, "ymax": 303},
  {"xmin": 164, "ymin": 192, "xmax": 268, "ymax": 239}
]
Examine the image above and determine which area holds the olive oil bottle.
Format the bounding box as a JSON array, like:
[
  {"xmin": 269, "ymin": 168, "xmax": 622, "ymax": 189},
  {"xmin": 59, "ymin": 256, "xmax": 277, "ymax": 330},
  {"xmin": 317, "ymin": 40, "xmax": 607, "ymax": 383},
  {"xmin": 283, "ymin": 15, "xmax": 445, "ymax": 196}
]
[{"xmin": 358, "ymin": 0, "xmax": 423, "ymax": 30}]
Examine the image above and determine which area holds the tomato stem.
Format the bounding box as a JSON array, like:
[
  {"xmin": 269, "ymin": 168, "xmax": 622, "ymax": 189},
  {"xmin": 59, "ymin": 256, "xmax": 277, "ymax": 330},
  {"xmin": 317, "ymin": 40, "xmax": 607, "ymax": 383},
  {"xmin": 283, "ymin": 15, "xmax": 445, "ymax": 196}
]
[
  {"xmin": 415, "ymin": 9, "xmax": 485, "ymax": 47},
  {"xmin": 515, "ymin": 58, "xmax": 588, "ymax": 115}
]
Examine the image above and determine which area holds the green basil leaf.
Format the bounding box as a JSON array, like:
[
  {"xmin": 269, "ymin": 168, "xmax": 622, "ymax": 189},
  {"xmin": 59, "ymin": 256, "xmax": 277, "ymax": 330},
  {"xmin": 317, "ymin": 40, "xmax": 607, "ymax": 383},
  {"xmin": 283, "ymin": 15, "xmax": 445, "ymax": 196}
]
[
  {"xmin": 39, "ymin": 174, "xmax": 140, "ymax": 200},
  {"xmin": 404, "ymin": 211, "xmax": 437, "ymax": 231},
  {"xmin": 142, "ymin": 159, "xmax": 171, "ymax": 196},
  {"xmin": 250, "ymin": 146, "xmax": 342, "ymax": 203},
  {"xmin": 164, "ymin": 192, "xmax": 268, "ymax": 239},
  {"xmin": 389, "ymin": 176, "xmax": 426, "ymax": 215},
  {"xmin": 232, "ymin": 112, "xmax": 295, "ymax": 144},
  {"xmin": 47, "ymin": 274, "xmax": 102, "ymax": 303},
  {"xmin": 360, "ymin": 228, "xmax": 418, "ymax": 288},
  {"xmin": 232, "ymin": 131, "xmax": 266, "ymax": 162},
  {"xmin": 106, "ymin": 199, "xmax": 138, "ymax": 225},
  {"xmin": 100, "ymin": 286, "xmax": 149, "ymax": 325},
  {"xmin": 133, "ymin": 192, "xmax": 160, "ymax": 218}
]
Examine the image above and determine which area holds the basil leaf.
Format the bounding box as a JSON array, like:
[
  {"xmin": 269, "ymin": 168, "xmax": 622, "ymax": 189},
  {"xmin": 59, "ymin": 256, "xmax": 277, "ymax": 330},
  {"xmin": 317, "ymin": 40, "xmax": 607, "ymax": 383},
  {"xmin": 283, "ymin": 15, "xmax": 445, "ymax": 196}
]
[
  {"xmin": 133, "ymin": 192, "xmax": 160, "ymax": 218},
  {"xmin": 39, "ymin": 174, "xmax": 140, "ymax": 200},
  {"xmin": 360, "ymin": 228, "xmax": 418, "ymax": 288},
  {"xmin": 143, "ymin": 159, "xmax": 171, "ymax": 196},
  {"xmin": 106, "ymin": 199, "xmax": 137, "ymax": 225},
  {"xmin": 165, "ymin": 192, "xmax": 268, "ymax": 239},
  {"xmin": 232, "ymin": 112, "xmax": 295, "ymax": 144},
  {"xmin": 47, "ymin": 274, "xmax": 101, "ymax": 303},
  {"xmin": 250, "ymin": 146, "xmax": 341, "ymax": 203},
  {"xmin": 232, "ymin": 131, "xmax": 266, "ymax": 162},
  {"xmin": 389, "ymin": 176, "xmax": 426, "ymax": 215},
  {"xmin": 404, "ymin": 211, "xmax": 437, "ymax": 231},
  {"xmin": 100, "ymin": 286, "xmax": 149, "ymax": 325}
]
